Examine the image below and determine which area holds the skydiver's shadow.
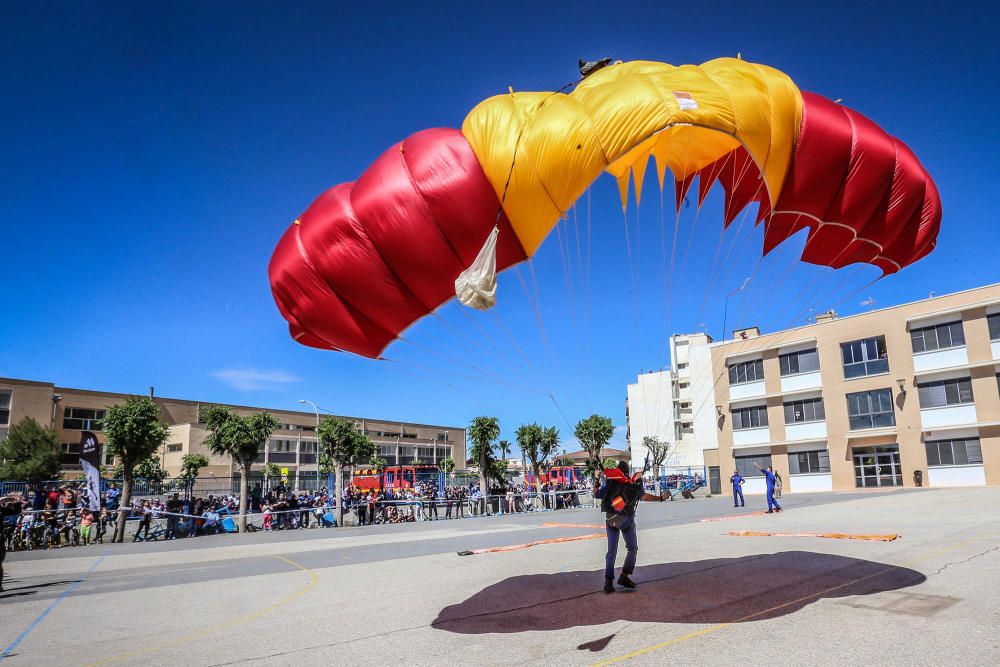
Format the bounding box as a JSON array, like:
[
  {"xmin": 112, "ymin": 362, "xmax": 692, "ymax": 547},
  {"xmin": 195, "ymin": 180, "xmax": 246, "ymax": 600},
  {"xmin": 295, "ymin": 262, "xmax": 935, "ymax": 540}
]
[{"xmin": 432, "ymin": 551, "xmax": 925, "ymax": 634}]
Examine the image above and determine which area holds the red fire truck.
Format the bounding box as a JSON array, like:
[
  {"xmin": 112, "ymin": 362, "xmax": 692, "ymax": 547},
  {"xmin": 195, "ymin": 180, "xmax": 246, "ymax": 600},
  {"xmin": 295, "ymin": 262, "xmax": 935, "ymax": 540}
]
[
  {"xmin": 524, "ymin": 465, "xmax": 586, "ymax": 487},
  {"xmin": 351, "ymin": 465, "xmax": 439, "ymax": 491}
]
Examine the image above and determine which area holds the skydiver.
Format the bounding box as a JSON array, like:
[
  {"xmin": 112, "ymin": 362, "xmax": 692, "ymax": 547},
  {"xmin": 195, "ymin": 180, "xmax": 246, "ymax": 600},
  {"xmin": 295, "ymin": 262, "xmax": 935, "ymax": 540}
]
[
  {"xmin": 753, "ymin": 462, "xmax": 782, "ymax": 513},
  {"xmin": 730, "ymin": 468, "xmax": 745, "ymax": 507},
  {"xmin": 594, "ymin": 461, "xmax": 666, "ymax": 593}
]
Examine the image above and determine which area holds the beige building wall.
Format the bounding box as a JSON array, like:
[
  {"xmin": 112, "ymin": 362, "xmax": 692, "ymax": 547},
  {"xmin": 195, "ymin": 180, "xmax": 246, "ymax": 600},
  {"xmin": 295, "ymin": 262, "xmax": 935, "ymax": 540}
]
[
  {"xmin": 0, "ymin": 377, "xmax": 467, "ymax": 480},
  {"xmin": 707, "ymin": 283, "xmax": 1000, "ymax": 493}
]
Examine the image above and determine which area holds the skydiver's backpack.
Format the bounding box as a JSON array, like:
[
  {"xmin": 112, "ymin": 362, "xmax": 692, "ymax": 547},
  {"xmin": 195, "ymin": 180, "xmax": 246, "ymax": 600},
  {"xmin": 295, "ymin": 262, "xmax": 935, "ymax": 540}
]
[{"xmin": 601, "ymin": 468, "xmax": 642, "ymax": 529}]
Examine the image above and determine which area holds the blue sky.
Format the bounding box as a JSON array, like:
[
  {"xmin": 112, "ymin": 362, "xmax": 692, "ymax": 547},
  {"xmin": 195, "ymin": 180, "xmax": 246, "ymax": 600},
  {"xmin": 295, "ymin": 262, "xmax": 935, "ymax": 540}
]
[{"xmin": 3, "ymin": 2, "xmax": 998, "ymax": 454}]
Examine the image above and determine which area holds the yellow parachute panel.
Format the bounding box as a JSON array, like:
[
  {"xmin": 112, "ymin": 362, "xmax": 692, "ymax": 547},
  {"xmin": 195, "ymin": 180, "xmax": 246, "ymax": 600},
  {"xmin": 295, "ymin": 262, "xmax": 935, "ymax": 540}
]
[{"xmin": 461, "ymin": 57, "xmax": 802, "ymax": 255}]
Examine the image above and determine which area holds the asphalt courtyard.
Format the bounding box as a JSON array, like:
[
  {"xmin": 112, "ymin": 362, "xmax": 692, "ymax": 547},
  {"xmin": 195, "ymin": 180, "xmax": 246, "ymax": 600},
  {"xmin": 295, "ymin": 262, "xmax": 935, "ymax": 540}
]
[{"xmin": 2, "ymin": 487, "xmax": 998, "ymax": 665}]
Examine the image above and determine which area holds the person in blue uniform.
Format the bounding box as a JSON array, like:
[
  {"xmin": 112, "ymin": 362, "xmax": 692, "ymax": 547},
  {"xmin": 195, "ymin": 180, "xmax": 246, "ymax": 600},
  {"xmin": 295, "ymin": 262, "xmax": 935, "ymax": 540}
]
[
  {"xmin": 753, "ymin": 462, "xmax": 782, "ymax": 513},
  {"xmin": 730, "ymin": 469, "xmax": 745, "ymax": 507},
  {"xmin": 594, "ymin": 462, "xmax": 665, "ymax": 593}
]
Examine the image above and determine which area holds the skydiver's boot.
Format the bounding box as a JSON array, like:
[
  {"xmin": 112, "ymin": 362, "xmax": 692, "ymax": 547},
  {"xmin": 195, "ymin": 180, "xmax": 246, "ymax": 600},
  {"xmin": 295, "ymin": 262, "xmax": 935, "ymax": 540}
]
[
  {"xmin": 603, "ymin": 577, "xmax": 615, "ymax": 594},
  {"xmin": 618, "ymin": 573, "xmax": 637, "ymax": 589}
]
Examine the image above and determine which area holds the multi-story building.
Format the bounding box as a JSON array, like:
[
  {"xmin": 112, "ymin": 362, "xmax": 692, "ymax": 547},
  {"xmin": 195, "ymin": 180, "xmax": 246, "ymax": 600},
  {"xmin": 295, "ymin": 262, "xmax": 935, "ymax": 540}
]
[
  {"xmin": 698, "ymin": 283, "xmax": 1000, "ymax": 495},
  {"xmin": 625, "ymin": 332, "xmax": 718, "ymax": 470},
  {"xmin": 0, "ymin": 377, "xmax": 466, "ymax": 485}
]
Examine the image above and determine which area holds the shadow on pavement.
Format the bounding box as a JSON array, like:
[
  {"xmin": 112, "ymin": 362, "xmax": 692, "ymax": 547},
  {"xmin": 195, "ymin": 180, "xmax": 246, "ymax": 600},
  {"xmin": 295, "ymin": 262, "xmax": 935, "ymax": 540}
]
[{"xmin": 433, "ymin": 551, "xmax": 925, "ymax": 634}]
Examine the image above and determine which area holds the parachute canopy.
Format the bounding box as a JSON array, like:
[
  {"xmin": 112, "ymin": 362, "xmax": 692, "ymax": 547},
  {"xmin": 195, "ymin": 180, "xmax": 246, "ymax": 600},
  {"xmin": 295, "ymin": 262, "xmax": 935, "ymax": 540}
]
[{"xmin": 269, "ymin": 57, "xmax": 941, "ymax": 358}]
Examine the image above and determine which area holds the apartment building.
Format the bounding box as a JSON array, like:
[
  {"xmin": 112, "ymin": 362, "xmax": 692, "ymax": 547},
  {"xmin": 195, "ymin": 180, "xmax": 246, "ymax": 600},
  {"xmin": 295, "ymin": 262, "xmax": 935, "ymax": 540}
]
[
  {"xmin": 0, "ymin": 377, "xmax": 466, "ymax": 482},
  {"xmin": 625, "ymin": 332, "xmax": 718, "ymax": 470},
  {"xmin": 699, "ymin": 283, "xmax": 1000, "ymax": 495}
]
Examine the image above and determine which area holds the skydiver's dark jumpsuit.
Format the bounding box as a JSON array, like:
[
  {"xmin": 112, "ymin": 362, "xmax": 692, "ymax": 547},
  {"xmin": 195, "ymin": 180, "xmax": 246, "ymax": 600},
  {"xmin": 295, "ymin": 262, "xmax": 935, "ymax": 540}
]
[{"xmin": 595, "ymin": 477, "xmax": 643, "ymax": 580}]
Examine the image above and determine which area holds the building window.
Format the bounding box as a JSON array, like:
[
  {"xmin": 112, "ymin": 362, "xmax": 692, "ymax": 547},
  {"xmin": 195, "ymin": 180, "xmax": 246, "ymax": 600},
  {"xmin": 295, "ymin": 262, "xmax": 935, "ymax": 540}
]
[
  {"xmin": 62, "ymin": 407, "xmax": 106, "ymax": 431},
  {"xmin": 789, "ymin": 450, "xmax": 831, "ymax": 474},
  {"xmin": 0, "ymin": 390, "xmax": 10, "ymax": 426},
  {"xmin": 911, "ymin": 320, "xmax": 965, "ymax": 353},
  {"xmin": 436, "ymin": 447, "xmax": 451, "ymax": 460},
  {"xmin": 779, "ymin": 348, "xmax": 820, "ymax": 376},
  {"xmin": 917, "ymin": 377, "xmax": 974, "ymax": 408},
  {"xmin": 166, "ymin": 444, "xmax": 182, "ymax": 453},
  {"xmin": 268, "ymin": 438, "xmax": 296, "ymax": 453},
  {"xmin": 988, "ymin": 313, "xmax": 1000, "ymax": 341},
  {"xmin": 728, "ymin": 359, "xmax": 764, "ymax": 385},
  {"xmin": 731, "ymin": 405, "xmax": 769, "ymax": 430},
  {"xmin": 378, "ymin": 445, "xmax": 396, "ymax": 457},
  {"xmin": 841, "ymin": 336, "xmax": 889, "ymax": 379},
  {"xmin": 925, "ymin": 438, "xmax": 983, "ymax": 466},
  {"xmin": 734, "ymin": 454, "xmax": 771, "ymax": 478},
  {"xmin": 436, "ymin": 432, "xmax": 448, "ymax": 442},
  {"xmin": 300, "ymin": 440, "xmax": 317, "ymax": 454},
  {"xmin": 783, "ymin": 397, "xmax": 825, "ymax": 424},
  {"xmin": 417, "ymin": 447, "xmax": 435, "ymax": 459},
  {"xmin": 846, "ymin": 389, "xmax": 895, "ymax": 430}
]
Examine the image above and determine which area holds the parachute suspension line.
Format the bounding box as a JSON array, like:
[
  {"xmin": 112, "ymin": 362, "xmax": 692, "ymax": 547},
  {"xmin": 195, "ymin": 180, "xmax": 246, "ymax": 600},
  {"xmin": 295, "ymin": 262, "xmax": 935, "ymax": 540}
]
[
  {"xmin": 382, "ymin": 349, "xmax": 549, "ymax": 398},
  {"xmin": 391, "ymin": 335, "xmax": 534, "ymax": 391},
  {"xmin": 548, "ymin": 392, "xmax": 576, "ymax": 434},
  {"xmin": 382, "ymin": 359, "xmax": 523, "ymax": 422},
  {"xmin": 698, "ymin": 196, "xmax": 756, "ymax": 321},
  {"xmin": 572, "ymin": 203, "xmax": 594, "ymax": 413},
  {"xmin": 433, "ymin": 307, "xmax": 536, "ymax": 389}
]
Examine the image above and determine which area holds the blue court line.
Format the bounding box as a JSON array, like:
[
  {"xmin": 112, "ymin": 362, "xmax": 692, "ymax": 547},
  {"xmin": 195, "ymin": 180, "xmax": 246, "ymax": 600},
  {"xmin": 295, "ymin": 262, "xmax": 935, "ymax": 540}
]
[{"xmin": 1, "ymin": 552, "xmax": 107, "ymax": 661}]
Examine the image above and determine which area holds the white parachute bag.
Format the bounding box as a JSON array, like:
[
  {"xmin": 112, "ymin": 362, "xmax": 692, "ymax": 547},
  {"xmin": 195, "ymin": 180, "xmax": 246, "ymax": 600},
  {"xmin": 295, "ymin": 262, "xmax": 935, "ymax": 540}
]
[{"xmin": 455, "ymin": 226, "xmax": 499, "ymax": 310}]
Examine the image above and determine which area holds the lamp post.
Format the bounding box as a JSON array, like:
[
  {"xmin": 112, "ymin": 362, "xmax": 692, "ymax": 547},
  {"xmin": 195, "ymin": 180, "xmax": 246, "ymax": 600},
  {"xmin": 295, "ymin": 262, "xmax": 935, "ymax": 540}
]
[
  {"xmin": 299, "ymin": 399, "xmax": 321, "ymax": 492},
  {"xmin": 721, "ymin": 277, "xmax": 751, "ymax": 341}
]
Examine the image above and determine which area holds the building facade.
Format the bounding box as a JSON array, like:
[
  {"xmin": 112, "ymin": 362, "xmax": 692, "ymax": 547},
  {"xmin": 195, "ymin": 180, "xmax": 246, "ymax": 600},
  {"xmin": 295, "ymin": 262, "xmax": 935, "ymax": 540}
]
[
  {"xmin": 0, "ymin": 377, "xmax": 467, "ymax": 484},
  {"xmin": 698, "ymin": 283, "xmax": 1000, "ymax": 494},
  {"xmin": 625, "ymin": 332, "xmax": 718, "ymax": 470}
]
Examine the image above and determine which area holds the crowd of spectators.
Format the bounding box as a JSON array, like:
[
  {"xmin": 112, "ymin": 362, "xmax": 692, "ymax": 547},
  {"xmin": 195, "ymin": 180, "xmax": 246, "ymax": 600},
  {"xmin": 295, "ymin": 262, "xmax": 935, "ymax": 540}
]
[{"xmin": 2, "ymin": 476, "xmax": 597, "ymax": 551}]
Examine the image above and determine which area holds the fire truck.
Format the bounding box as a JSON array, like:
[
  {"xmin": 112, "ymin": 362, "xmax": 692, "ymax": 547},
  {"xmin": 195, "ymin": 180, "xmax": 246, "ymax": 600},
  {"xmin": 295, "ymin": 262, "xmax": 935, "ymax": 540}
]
[
  {"xmin": 524, "ymin": 465, "xmax": 586, "ymax": 487},
  {"xmin": 351, "ymin": 465, "xmax": 439, "ymax": 491}
]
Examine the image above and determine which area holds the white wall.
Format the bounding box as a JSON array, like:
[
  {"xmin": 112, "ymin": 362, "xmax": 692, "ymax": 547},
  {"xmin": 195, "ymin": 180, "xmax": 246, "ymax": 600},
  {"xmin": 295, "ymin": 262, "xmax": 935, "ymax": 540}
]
[
  {"xmin": 913, "ymin": 346, "xmax": 968, "ymax": 373},
  {"xmin": 733, "ymin": 427, "xmax": 771, "ymax": 447},
  {"xmin": 789, "ymin": 473, "xmax": 833, "ymax": 492},
  {"xmin": 780, "ymin": 371, "xmax": 823, "ymax": 394},
  {"xmin": 626, "ymin": 371, "xmax": 674, "ymax": 470},
  {"xmin": 927, "ymin": 465, "xmax": 986, "ymax": 487},
  {"xmin": 920, "ymin": 404, "xmax": 977, "ymax": 429},
  {"xmin": 729, "ymin": 380, "xmax": 766, "ymax": 401},
  {"xmin": 670, "ymin": 335, "xmax": 719, "ymax": 468},
  {"xmin": 785, "ymin": 421, "xmax": 827, "ymax": 442}
]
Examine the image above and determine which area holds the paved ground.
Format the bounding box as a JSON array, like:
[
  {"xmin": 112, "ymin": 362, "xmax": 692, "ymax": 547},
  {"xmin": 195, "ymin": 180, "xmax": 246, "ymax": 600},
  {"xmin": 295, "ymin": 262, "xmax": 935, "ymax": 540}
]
[{"xmin": 2, "ymin": 488, "xmax": 998, "ymax": 665}]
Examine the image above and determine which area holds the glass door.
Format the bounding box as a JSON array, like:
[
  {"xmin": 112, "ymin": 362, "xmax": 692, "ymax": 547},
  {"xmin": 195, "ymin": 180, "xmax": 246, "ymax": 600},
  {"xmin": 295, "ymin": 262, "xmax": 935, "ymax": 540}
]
[{"xmin": 853, "ymin": 446, "xmax": 902, "ymax": 487}]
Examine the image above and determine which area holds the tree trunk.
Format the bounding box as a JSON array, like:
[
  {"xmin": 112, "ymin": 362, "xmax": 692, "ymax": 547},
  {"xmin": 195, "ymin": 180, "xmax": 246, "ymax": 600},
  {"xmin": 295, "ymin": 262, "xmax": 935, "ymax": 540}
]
[
  {"xmin": 478, "ymin": 451, "xmax": 488, "ymax": 515},
  {"xmin": 238, "ymin": 463, "xmax": 249, "ymax": 533},
  {"xmin": 533, "ymin": 463, "xmax": 543, "ymax": 510},
  {"xmin": 113, "ymin": 471, "xmax": 133, "ymax": 543},
  {"xmin": 335, "ymin": 463, "xmax": 344, "ymax": 527}
]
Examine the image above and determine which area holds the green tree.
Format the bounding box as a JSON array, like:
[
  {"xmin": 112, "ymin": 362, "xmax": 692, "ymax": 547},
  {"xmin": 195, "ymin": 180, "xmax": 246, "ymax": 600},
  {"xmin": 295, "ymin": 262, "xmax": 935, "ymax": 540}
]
[
  {"xmin": 517, "ymin": 423, "xmax": 559, "ymax": 501},
  {"xmin": 371, "ymin": 456, "xmax": 388, "ymax": 493},
  {"xmin": 498, "ymin": 439, "xmax": 511, "ymax": 462},
  {"xmin": 203, "ymin": 406, "xmax": 279, "ymax": 532},
  {"xmin": 412, "ymin": 457, "xmax": 424, "ymax": 466},
  {"xmin": 178, "ymin": 453, "xmax": 209, "ymax": 497},
  {"xmin": 0, "ymin": 417, "xmax": 61, "ymax": 483},
  {"xmin": 574, "ymin": 414, "xmax": 615, "ymax": 484},
  {"xmin": 468, "ymin": 416, "xmax": 500, "ymax": 502},
  {"xmin": 643, "ymin": 436, "xmax": 672, "ymax": 496},
  {"xmin": 438, "ymin": 457, "xmax": 455, "ymax": 474},
  {"xmin": 318, "ymin": 453, "xmax": 334, "ymax": 475},
  {"xmin": 103, "ymin": 397, "xmax": 169, "ymax": 542},
  {"xmin": 316, "ymin": 416, "xmax": 375, "ymax": 526}
]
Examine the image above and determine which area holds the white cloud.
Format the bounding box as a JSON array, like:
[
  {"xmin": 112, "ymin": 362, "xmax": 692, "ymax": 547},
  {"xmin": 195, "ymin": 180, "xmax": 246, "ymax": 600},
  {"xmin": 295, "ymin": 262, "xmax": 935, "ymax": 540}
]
[{"xmin": 212, "ymin": 368, "xmax": 302, "ymax": 391}]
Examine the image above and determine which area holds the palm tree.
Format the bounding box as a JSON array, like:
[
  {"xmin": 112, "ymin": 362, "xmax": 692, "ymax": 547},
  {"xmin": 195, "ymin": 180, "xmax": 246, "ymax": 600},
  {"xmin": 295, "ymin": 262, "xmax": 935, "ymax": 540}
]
[
  {"xmin": 468, "ymin": 416, "xmax": 500, "ymax": 510},
  {"xmin": 574, "ymin": 414, "xmax": 615, "ymax": 485}
]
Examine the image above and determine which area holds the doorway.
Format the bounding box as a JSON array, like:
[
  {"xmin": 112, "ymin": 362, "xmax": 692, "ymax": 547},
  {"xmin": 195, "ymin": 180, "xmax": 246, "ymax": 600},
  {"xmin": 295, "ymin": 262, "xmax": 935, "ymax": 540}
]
[{"xmin": 853, "ymin": 445, "xmax": 903, "ymax": 487}]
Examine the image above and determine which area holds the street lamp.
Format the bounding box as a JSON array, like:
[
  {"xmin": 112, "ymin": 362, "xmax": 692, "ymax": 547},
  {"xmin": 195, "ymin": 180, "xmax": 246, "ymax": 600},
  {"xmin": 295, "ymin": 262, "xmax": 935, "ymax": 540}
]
[
  {"xmin": 721, "ymin": 277, "xmax": 751, "ymax": 341},
  {"xmin": 299, "ymin": 399, "xmax": 321, "ymax": 491}
]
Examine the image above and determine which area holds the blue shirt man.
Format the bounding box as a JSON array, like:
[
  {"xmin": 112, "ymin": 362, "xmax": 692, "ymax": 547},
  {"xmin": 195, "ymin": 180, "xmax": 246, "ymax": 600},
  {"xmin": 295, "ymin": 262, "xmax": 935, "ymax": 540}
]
[
  {"xmin": 730, "ymin": 470, "xmax": 745, "ymax": 507},
  {"xmin": 754, "ymin": 462, "xmax": 782, "ymax": 513}
]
